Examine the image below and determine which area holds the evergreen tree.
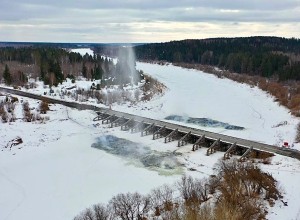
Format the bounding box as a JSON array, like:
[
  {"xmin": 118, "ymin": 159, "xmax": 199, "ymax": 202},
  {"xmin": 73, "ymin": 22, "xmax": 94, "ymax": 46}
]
[
  {"xmin": 94, "ymin": 65, "xmax": 103, "ymax": 80},
  {"xmin": 104, "ymin": 57, "xmax": 110, "ymax": 74},
  {"xmin": 50, "ymin": 61, "xmax": 63, "ymax": 84},
  {"xmin": 90, "ymin": 68, "xmax": 94, "ymax": 79},
  {"xmin": 81, "ymin": 63, "xmax": 87, "ymax": 78},
  {"xmin": 82, "ymin": 63, "xmax": 87, "ymax": 78},
  {"xmin": 132, "ymin": 36, "xmax": 300, "ymax": 81},
  {"xmin": 3, "ymin": 64, "xmax": 12, "ymax": 85},
  {"xmin": 18, "ymin": 71, "xmax": 27, "ymax": 83}
]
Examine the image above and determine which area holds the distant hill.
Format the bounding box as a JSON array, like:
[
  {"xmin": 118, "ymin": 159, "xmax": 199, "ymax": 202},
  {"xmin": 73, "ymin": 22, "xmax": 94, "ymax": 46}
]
[
  {"xmin": 134, "ymin": 37, "xmax": 300, "ymax": 81},
  {"xmin": 0, "ymin": 42, "xmax": 145, "ymax": 49}
]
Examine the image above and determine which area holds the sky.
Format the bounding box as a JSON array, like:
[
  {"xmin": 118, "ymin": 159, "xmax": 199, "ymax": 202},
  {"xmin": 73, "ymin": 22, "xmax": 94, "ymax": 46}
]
[{"xmin": 0, "ymin": 0, "xmax": 300, "ymax": 43}]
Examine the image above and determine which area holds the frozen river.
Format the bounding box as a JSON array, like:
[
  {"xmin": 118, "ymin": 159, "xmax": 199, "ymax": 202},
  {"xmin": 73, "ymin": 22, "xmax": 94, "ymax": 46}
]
[{"xmin": 1, "ymin": 50, "xmax": 299, "ymax": 220}]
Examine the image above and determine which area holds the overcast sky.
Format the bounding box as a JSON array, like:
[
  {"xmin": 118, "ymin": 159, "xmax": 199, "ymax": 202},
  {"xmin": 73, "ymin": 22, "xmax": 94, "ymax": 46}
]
[{"xmin": 0, "ymin": 0, "xmax": 300, "ymax": 43}]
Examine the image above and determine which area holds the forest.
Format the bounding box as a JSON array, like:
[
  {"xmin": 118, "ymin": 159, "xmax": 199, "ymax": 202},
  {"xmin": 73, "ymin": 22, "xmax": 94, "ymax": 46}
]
[
  {"xmin": 133, "ymin": 37, "xmax": 300, "ymax": 81},
  {"xmin": 0, "ymin": 46, "xmax": 143, "ymax": 87}
]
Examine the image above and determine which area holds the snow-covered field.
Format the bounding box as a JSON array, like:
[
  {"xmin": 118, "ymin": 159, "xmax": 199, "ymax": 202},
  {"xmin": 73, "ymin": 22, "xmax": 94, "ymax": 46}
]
[{"xmin": 1, "ymin": 48, "xmax": 300, "ymax": 220}]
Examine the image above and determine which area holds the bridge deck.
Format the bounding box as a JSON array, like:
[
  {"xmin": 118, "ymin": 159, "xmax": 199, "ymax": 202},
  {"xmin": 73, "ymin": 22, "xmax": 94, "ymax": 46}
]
[{"xmin": 1, "ymin": 86, "xmax": 300, "ymax": 160}]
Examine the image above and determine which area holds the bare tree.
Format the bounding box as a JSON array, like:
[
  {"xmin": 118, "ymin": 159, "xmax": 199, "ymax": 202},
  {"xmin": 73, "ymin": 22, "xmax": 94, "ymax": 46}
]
[
  {"xmin": 73, "ymin": 160, "xmax": 281, "ymax": 220},
  {"xmin": 74, "ymin": 208, "xmax": 94, "ymax": 220},
  {"xmin": 177, "ymin": 175, "xmax": 211, "ymax": 218},
  {"xmin": 109, "ymin": 192, "xmax": 150, "ymax": 220},
  {"xmin": 93, "ymin": 204, "xmax": 110, "ymax": 220},
  {"xmin": 150, "ymin": 185, "xmax": 179, "ymax": 220}
]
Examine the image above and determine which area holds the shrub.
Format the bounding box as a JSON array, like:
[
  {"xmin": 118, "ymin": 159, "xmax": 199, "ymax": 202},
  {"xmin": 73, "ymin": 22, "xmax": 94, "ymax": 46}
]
[
  {"xmin": 150, "ymin": 185, "xmax": 176, "ymax": 218},
  {"xmin": 289, "ymin": 94, "xmax": 300, "ymax": 111},
  {"xmin": 11, "ymin": 96, "xmax": 19, "ymax": 103},
  {"xmin": 74, "ymin": 160, "xmax": 282, "ymax": 220},
  {"xmin": 214, "ymin": 160, "xmax": 281, "ymax": 219},
  {"xmin": 74, "ymin": 204, "xmax": 109, "ymax": 220},
  {"xmin": 295, "ymin": 123, "xmax": 300, "ymax": 143},
  {"xmin": 0, "ymin": 107, "xmax": 8, "ymax": 123},
  {"xmin": 40, "ymin": 100, "xmax": 49, "ymax": 114},
  {"xmin": 95, "ymin": 91, "xmax": 105, "ymax": 103},
  {"xmin": 109, "ymin": 192, "xmax": 150, "ymax": 220},
  {"xmin": 177, "ymin": 175, "xmax": 210, "ymax": 207},
  {"xmin": 23, "ymin": 101, "xmax": 30, "ymax": 112},
  {"xmin": 23, "ymin": 101, "xmax": 34, "ymax": 122}
]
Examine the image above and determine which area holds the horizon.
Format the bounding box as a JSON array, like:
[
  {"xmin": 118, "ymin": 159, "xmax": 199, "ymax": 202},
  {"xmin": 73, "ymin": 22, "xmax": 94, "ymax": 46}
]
[{"xmin": 0, "ymin": 35, "xmax": 299, "ymax": 45}]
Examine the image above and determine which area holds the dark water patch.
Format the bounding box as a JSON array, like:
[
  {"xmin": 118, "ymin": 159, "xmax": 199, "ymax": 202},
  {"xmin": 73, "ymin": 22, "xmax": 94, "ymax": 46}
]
[
  {"xmin": 91, "ymin": 135, "xmax": 183, "ymax": 175},
  {"xmin": 92, "ymin": 135, "xmax": 149, "ymax": 158},
  {"xmin": 165, "ymin": 115, "xmax": 245, "ymax": 130}
]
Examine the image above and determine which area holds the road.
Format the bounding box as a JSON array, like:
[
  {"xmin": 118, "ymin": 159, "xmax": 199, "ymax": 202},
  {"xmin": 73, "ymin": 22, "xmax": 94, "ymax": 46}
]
[{"xmin": 1, "ymin": 86, "xmax": 300, "ymax": 160}]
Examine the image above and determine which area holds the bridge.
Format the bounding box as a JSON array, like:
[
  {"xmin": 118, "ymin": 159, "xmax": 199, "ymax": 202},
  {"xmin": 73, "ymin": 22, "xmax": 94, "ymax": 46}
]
[{"xmin": 1, "ymin": 86, "xmax": 300, "ymax": 161}]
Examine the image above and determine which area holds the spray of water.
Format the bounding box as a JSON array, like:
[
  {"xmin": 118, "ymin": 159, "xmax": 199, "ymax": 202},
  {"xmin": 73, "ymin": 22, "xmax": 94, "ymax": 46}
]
[{"xmin": 117, "ymin": 45, "xmax": 137, "ymax": 85}]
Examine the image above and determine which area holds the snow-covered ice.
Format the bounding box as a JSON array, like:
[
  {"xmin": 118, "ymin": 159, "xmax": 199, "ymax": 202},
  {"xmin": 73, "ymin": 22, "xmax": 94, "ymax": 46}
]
[{"xmin": 117, "ymin": 62, "xmax": 298, "ymax": 148}]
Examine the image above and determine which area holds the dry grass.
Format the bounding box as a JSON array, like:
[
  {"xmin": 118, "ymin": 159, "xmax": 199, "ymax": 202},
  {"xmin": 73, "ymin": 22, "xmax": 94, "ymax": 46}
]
[
  {"xmin": 141, "ymin": 74, "xmax": 166, "ymax": 101},
  {"xmin": 213, "ymin": 160, "xmax": 281, "ymax": 220},
  {"xmin": 39, "ymin": 100, "xmax": 50, "ymax": 114},
  {"xmin": 249, "ymin": 151, "xmax": 274, "ymax": 160}
]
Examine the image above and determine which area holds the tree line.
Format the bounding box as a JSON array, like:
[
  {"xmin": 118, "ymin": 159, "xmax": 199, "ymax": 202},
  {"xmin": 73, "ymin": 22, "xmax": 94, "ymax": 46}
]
[
  {"xmin": 0, "ymin": 47, "xmax": 143, "ymax": 87},
  {"xmin": 132, "ymin": 36, "xmax": 300, "ymax": 81}
]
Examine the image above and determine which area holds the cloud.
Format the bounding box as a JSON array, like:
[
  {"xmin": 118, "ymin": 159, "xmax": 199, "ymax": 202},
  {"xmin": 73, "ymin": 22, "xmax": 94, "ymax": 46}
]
[
  {"xmin": 3, "ymin": 0, "xmax": 299, "ymax": 11},
  {"xmin": 0, "ymin": 0, "xmax": 299, "ymax": 42}
]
